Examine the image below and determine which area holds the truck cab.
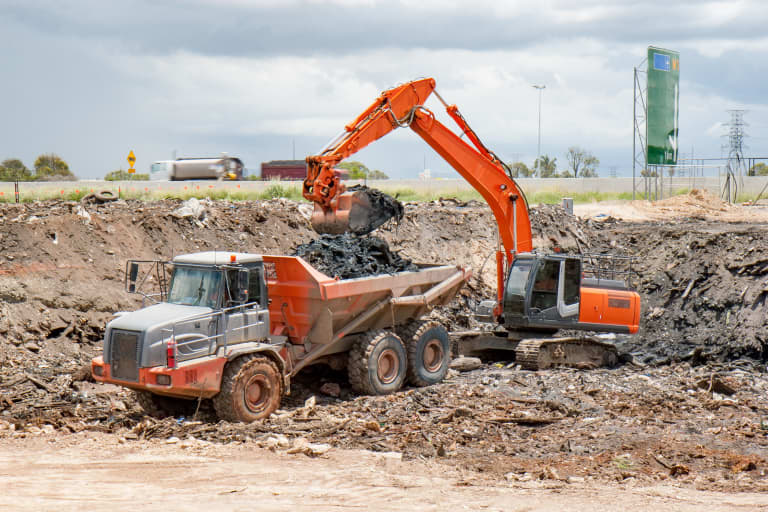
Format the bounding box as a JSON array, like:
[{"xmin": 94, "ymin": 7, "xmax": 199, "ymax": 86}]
[{"xmin": 95, "ymin": 252, "xmax": 275, "ymax": 396}]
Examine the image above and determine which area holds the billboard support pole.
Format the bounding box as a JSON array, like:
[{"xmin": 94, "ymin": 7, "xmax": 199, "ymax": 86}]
[
  {"xmin": 633, "ymin": 68, "xmax": 637, "ymax": 200},
  {"xmin": 632, "ymin": 61, "xmax": 647, "ymax": 201}
]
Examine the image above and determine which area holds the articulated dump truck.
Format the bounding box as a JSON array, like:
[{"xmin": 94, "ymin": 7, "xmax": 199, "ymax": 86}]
[{"xmin": 92, "ymin": 251, "xmax": 470, "ymax": 422}]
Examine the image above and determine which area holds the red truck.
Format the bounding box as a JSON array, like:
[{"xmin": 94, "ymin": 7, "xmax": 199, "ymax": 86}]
[
  {"xmin": 261, "ymin": 160, "xmax": 348, "ymax": 180},
  {"xmin": 92, "ymin": 251, "xmax": 470, "ymax": 422}
]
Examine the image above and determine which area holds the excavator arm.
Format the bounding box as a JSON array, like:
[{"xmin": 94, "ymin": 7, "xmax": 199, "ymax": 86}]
[
  {"xmin": 303, "ymin": 77, "xmax": 533, "ymax": 311},
  {"xmin": 304, "ymin": 77, "xmax": 532, "ymax": 254},
  {"xmin": 303, "ymin": 79, "xmax": 437, "ymax": 233}
]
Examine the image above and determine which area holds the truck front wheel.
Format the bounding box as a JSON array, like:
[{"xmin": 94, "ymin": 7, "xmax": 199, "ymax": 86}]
[
  {"xmin": 401, "ymin": 321, "xmax": 451, "ymax": 387},
  {"xmin": 213, "ymin": 355, "xmax": 283, "ymax": 423},
  {"xmin": 348, "ymin": 330, "xmax": 407, "ymax": 395}
]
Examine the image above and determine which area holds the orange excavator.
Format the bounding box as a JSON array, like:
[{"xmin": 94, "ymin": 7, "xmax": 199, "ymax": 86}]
[{"xmin": 303, "ymin": 78, "xmax": 640, "ymax": 369}]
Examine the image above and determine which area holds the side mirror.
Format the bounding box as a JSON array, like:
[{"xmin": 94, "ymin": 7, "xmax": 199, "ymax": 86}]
[
  {"xmin": 127, "ymin": 262, "xmax": 139, "ymax": 293},
  {"xmin": 237, "ymin": 269, "xmax": 249, "ymax": 303}
]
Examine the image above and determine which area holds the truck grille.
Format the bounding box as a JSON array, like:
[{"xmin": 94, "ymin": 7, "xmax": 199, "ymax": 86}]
[{"xmin": 110, "ymin": 330, "xmax": 141, "ymax": 382}]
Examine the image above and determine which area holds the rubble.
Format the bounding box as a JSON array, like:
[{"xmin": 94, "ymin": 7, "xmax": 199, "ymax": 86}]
[
  {"xmin": 344, "ymin": 184, "xmax": 404, "ymax": 234},
  {"xmin": 293, "ymin": 234, "xmax": 417, "ymax": 279},
  {"xmin": 449, "ymin": 356, "xmax": 482, "ymax": 372},
  {"xmin": 1, "ymin": 195, "xmax": 768, "ymax": 492}
]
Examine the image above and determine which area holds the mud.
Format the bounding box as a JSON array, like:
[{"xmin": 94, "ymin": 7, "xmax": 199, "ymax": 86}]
[{"xmin": 293, "ymin": 234, "xmax": 417, "ymax": 279}]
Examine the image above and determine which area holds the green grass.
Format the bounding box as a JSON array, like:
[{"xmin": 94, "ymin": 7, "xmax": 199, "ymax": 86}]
[
  {"xmin": 381, "ymin": 187, "xmax": 693, "ymax": 204},
  {"xmin": 613, "ymin": 456, "xmax": 634, "ymax": 471},
  {"xmin": 0, "ymin": 183, "xmax": 695, "ymax": 204},
  {"xmin": 736, "ymin": 191, "xmax": 768, "ymax": 204}
]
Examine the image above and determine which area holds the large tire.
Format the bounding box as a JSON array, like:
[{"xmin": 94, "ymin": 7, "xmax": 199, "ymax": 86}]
[
  {"xmin": 400, "ymin": 321, "xmax": 451, "ymax": 387},
  {"xmin": 213, "ymin": 355, "xmax": 283, "ymax": 423},
  {"xmin": 133, "ymin": 390, "xmax": 197, "ymax": 418},
  {"xmin": 348, "ymin": 330, "xmax": 407, "ymax": 395}
]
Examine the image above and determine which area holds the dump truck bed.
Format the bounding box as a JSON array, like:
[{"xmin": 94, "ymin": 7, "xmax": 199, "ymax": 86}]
[{"xmin": 263, "ymin": 255, "xmax": 470, "ymax": 348}]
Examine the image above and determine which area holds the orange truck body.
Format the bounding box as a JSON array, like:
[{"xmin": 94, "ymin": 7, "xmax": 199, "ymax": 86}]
[{"xmin": 92, "ymin": 254, "xmax": 470, "ymax": 400}]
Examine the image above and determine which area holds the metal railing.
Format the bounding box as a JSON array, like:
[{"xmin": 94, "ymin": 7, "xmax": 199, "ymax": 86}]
[{"xmin": 579, "ymin": 253, "xmax": 636, "ymax": 283}]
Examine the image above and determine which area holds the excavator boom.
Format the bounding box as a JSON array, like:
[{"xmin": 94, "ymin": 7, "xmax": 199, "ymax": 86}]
[{"xmin": 303, "ymin": 79, "xmax": 532, "ymax": 257}]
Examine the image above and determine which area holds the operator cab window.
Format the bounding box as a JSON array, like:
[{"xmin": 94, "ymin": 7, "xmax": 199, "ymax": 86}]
[
  {"xmin": 223, "ymin": 267, "xmax": 262, "ymax": 308},
  {"xmin": 531, "ymin": 259, "xmax": 559, "ymax": 311},
  {"xmin": 563, "ymin": 259, "xmax": 580, "ymax": 306},
  {"xmin": 247, "ymin": 270, "xmax": 262, "ymax": 307}
]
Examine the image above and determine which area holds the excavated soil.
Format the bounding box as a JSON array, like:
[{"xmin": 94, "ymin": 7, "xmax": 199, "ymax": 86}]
[
  {"xmin": 293, "ymin": 234, "xmax": 417, "ymax": 279},
  {"xmin": 1, "ymin": 191, "xmax": 768, "ymax": 493}
]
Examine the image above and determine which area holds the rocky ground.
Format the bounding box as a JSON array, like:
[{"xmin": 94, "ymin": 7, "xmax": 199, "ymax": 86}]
[{"xmin": 1, "ymin": 191, "xmax": 767, "ymax": 495}]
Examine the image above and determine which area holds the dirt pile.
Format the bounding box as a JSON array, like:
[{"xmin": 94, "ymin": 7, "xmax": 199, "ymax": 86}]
[
  {"xmin": 2, "ymin": 196, "xmax": 768, "ymax": 492},
  {"xmin": 615, "ymin": 221, "xmax": 768, "ymax": 363},
  {"xmin": 293, "ymin": 234, "xmax": 417, "ymax": 279},
  {"xmin": 648, "ymin": 189, "xmax": 732, "ymax": 218},
  {"xmin": 3, "ymin": 360, "xmax": 766, "ymax": 493}
]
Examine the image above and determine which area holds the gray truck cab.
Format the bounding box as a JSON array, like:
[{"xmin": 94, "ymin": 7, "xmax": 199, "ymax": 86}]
[{"xmin": 103, "ymin": 252, "xmax": 271, "ymax": 383}]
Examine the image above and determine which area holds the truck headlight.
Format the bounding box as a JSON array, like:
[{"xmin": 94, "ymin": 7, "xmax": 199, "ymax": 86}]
[
  {"xmin": 156, "ymin": 374, "xmax": 171, "ymax": 386},
  {"xmin": 93, "ymin": 365, "xmax": 104, "ymax": 377}
]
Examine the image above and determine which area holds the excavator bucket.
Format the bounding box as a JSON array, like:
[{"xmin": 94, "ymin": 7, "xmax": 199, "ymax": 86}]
[{"xmin": 310, "ymin": 186, "xmax": 404, "ymax": 235}]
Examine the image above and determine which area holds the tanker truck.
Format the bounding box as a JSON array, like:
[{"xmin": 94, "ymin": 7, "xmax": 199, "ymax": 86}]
[{"xmin": 150, "ymin": 156, "xmax": 244, "ymax": 181}]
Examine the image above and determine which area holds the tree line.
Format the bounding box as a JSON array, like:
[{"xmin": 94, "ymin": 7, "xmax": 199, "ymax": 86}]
[
  {"xmin": 336, "ymin": 161, "xmax": 389, "ymax": 180},
  {"xmin": 0, "ymin": 154, "xmax": 75, "ymax": 181},
  {"xmin": 508, "ymin": 146, "xmax": 600, "ymax": 178}
]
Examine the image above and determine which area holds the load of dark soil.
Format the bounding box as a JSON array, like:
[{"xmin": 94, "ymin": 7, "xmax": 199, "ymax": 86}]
[
  {"xmin": 293, "ymin": 234, "xmax": 417, "ymax": 279},
  {"xmin": 346, "ymin": 184, "xmax": 404, "ymax": 235}
]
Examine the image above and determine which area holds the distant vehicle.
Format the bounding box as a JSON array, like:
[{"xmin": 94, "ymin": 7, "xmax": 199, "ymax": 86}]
[
  {"xmin": 261, "ymin": 160, "xmax": 348, "ymax": 181},
  {"xmin": 150, "ymin": 156, "xmax": 244, "ymax": 181}
]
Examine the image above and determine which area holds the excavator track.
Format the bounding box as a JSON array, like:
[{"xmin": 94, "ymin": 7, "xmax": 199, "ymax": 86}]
[{"xmin": 515, "ymin": 336, "xmax": 619, "ymax": 371}]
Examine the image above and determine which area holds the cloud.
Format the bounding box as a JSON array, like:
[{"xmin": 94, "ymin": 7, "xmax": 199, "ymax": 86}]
[{"xmin": 1, "ymin": 0, "xmax": 768, "ymax": 178}]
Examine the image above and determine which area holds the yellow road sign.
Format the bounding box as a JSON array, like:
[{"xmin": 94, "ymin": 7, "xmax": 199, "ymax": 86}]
[{"xmin": 127, "ymin": 150, "xmax": 136, "ymax": 168}]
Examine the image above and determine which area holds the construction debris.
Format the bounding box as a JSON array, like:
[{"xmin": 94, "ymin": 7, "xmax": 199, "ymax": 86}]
[
  {"xmin": 2, "ymin": 195, "xmax": 768, "ymax": 493},
  {"xmin": 449, "ymin": 356, "xmax": 482, "ymax": 372},
  {"xmin": 293, "ymin": 234, "xmax": 417, "ymax": 279}
]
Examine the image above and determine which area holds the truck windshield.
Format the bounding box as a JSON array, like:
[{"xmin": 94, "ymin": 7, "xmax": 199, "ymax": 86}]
[
  {"xmin": 167, "ymin": 266, "xmax": 223, "ymax": 308},
  {"xmin": 150, "ymin": 162, "xmax": 170, "ymax": 174}
]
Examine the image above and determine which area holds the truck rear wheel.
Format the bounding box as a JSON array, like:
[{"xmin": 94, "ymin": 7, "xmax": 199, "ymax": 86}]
[
  {"xmin": 133, "ymin": 390, "xmax": 197, "ymax": 418},
  {"xmin": 213, "ymin": 355, "xmax": 283, "ymax": 423},
  {"xmin": 400, "ymin": 321, "xmax": 450, "ymax": 387},
  {"xmin": 348, "ymin": 330, "xmax": 407, "ymax": 395}
]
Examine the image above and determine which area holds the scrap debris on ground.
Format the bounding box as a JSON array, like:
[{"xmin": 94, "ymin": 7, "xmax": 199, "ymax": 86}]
[{"xmin": 1, "ymin": 191, "xmax": 768, "ymax": 493}]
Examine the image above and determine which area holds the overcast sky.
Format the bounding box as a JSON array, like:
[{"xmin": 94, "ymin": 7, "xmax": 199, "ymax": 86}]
[{"xmin": 1, "ymin": 0, "xmax": 767, "ymax": 179}]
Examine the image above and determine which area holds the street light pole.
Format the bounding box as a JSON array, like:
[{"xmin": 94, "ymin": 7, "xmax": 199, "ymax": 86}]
[{"xmin": 532, "ymin": 84, "xmax": 546, "ymax": 177}]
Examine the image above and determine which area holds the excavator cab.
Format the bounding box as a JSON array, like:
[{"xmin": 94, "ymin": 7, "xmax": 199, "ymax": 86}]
[{"xmin": 503, "ymin": 253, "xmax": 640, "ymax": 334}]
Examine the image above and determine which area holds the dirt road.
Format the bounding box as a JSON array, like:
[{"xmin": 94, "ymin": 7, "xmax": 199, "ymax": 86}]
[{"xmin": 1, "ymin": 434, "xmax": 766, "ymax": 512}]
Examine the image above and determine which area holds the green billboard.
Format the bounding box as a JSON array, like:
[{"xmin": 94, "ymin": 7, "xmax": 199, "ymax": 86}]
[{"xmin": 646, "ymin": 46, "xmax": 680, "ymax": 165}]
